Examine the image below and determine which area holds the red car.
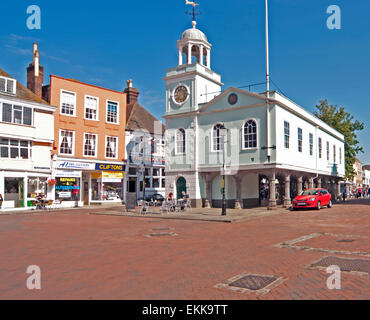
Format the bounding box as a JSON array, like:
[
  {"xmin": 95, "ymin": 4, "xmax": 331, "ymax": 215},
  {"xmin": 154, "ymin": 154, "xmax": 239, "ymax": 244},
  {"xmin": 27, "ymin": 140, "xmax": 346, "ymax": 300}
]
[{"xmin": 292, "ymin": 188, "xmax": 333, "ymax": 210}]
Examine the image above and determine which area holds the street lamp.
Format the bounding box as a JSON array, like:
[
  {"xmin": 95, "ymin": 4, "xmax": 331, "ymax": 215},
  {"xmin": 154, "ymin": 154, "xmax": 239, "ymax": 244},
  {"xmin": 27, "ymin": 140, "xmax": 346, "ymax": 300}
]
[
  {"xmin": 220, "ymin": 127, "xmax": 228, "ymax": 216},
  {"xmin": 141, "ymin": 135, "xmax": 149, "ymax": 202}
]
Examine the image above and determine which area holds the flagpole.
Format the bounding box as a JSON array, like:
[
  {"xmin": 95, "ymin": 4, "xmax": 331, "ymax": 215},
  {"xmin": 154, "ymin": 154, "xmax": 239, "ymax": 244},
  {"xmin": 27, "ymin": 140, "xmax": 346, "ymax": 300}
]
[
  {"xmin": 265, "ymin": 0, "xmax": 271, "ymax": 159},
  {"xmin": 265, "ymin": 0, "xmax": 270, "ymax": 96}
]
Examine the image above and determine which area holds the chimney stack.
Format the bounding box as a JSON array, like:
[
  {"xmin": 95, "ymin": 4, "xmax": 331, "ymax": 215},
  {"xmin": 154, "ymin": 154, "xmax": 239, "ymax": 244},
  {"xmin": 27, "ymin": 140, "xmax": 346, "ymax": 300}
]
[
  {"xmin": 123, "ymin": 79, "xmax": 139, "ymax": 105},
  {"xmin": 27, "ymin": 43, "xmax": 44, "ymax": 98}
]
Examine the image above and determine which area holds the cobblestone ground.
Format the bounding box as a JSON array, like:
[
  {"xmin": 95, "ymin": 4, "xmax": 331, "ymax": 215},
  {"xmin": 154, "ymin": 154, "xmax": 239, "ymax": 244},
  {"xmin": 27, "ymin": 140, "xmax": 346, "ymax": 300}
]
[{"xmin": 0, "ymin": 199, "xmax": 369, "ymax": 300}]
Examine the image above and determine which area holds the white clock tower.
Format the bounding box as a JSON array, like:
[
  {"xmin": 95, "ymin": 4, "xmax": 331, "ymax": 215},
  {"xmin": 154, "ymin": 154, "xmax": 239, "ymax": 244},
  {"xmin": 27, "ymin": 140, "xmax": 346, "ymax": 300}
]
[
  {"xmin": 164, "ymin": 20, "xmax": 223, "ymax": 116},
  {"xmin": 163, "ymin": 15, "xmax": 223, "ymax": 207}
]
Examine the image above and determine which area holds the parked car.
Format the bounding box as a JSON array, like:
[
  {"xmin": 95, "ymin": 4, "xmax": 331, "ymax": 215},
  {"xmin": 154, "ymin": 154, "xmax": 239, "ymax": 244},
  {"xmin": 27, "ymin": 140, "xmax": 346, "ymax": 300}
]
[
  {"xmin": 105, "ymin": 191, "xmax": 120, "ymax": 201},
  {"xmin": 292, "ymin": 188, "xmax": 332, "ymax": 210},
  {"xmin": 145, "ymin": 193, "xmax": 165, "ymax": 204}
]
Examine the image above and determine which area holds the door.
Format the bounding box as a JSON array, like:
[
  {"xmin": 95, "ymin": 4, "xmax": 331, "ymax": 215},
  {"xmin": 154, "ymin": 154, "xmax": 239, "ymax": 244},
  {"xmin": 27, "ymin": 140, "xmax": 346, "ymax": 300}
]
[
  {"xmin": 83, "ymin": 181, "xmax": 89, "ymax": 205},
  {"xmin": 176, "ymin": 177, "xmax": 187, "ymax": 199}
]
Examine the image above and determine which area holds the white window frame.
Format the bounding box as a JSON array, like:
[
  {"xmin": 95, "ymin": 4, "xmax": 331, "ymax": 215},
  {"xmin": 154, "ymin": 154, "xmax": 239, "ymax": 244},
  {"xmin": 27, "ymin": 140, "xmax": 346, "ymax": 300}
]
[
  {"xmin": 333, "ymin": 145, "xmax": 337, "ymax": 163},
  {"xmin": 106, "ymin": 100, "xmax": 119, "ymax": 124},
  {"xmin": 284, "ymin": 121, "xmax": 290, "ymax": 149},
  {"xmin": 309, "ymin": 133, "xmax": 313, "ymax": 156},
  {"xmin": 175, "ymin": 128, "xmax": 186, "ymax": 155},
  {"xmin": 83, "ymin": 133, "xmax": 98, "ymax": 158},
  {"xmin": 211, "ymin": 123, "xmax": 225, "ymax": 153},
  {"xmin": 339, "ymin": 147, "xmax": 342, "ymax": 164},
  {"xmin": 60, "ymin": 89, "xmax": 77, "ymax": 117},
  {"xmin": 0, "ymin": 138, "xmax": 32, "ymax": 160},
  {"xmin": 59, "ymin": 129, "xmax": 75, "ymax": 156},
  {"xmin": 297, "ymin": 128, "xmax": 303, "ymax": 153},
  {"xmin": 242, "ymin": 118, "xmax": 258, "ymax": 150},
  {"xmin": 84, "ymin": 95, "xmax": 99, "ymax": 121},
  {"xmin": 0, "ymin": 76, "xmax": 16, "ymax": 95},
  {"xmin": 318, "ymin": 137, "xmax": 322, "ymax": 159},
  {"xmin": 1, "ymin": 101, "xmax": 33, "ymax": 126},
  {"xmin": 327, "ymin": 141, "xmax": 330, "ymax": 161},
  {"xmin": 105, "ymin": 135, "xmax": 118, "ymax": 159}
]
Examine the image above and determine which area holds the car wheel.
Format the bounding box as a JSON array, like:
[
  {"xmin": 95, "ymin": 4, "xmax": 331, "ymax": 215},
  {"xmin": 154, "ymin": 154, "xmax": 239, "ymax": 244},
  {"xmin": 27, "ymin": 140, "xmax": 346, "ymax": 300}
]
[
  {"xmin": 328, "ymin": 200, "xmax": 333, "ymax": 208},
  {"xmin": 317, "ymin": 201, "xmax": 321, "ymax": 210}
]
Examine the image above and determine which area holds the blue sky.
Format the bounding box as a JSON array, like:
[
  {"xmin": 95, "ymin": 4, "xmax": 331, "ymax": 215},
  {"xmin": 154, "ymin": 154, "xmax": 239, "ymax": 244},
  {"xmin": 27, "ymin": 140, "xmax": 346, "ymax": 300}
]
[{"xmin": 1, "ymin": 0, "xmax": 369, "ymax": 163}]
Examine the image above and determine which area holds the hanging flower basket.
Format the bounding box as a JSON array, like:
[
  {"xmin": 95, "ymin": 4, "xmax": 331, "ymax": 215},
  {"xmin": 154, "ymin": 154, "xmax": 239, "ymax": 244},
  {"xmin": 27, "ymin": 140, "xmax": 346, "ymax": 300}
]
[{"xmin": 47, "ymin": 179, "xmax": 56, "ymax": 186}]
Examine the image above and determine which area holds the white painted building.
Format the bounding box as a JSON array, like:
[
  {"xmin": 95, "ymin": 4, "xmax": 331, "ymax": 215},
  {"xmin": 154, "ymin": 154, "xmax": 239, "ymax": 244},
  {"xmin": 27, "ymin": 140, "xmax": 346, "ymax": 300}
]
[
  {"xmin": 123, "ymin": 83, "xmax": 166, "ymax": 203},
  {"xmin": 163, "ymin": 18, "xmax": 346, "ymax": 209},
  {"xmin": 0, "ymin": 68, "xmax": 56, "ymax": 210},
  {"xmin": 362, "ymin": 165, "xmax": 370, "ymax": 189}
]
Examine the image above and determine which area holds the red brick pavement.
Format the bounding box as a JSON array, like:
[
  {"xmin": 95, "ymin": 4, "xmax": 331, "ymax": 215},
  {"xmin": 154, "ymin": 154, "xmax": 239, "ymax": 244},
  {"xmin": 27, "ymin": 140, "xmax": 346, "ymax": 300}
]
[{"xmin": 0, "ymin": 199, "xmax": 369, "ymax": 300}]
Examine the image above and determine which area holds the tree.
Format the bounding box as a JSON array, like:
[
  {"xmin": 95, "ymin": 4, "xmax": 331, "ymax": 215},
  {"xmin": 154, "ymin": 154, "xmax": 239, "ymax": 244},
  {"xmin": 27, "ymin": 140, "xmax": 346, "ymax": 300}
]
[{"xmin": 314, "ymin": 100, "xmax": 364, "ymax": 180}]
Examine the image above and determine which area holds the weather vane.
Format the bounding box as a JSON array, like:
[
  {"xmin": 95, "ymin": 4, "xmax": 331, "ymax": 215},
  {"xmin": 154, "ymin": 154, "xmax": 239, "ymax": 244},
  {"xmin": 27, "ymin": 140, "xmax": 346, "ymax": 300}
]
[{"xmin": 185, "ymin": 0, "xmax": 202, "ymax": 22}]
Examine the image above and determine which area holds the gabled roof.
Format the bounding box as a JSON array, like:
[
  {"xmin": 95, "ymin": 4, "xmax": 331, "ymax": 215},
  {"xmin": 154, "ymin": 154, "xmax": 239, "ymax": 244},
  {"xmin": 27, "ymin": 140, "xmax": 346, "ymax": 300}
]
[
  {"xmin": 126, "ymin": 102, "xmax": 165, "ymax": 135},
  {"xmin": 198, "ymin": 87, "xmax": 268, "ymax": 113},
  {"xmin": 0, "ymin": 68, "xmax": 49, "ymax": 105}
]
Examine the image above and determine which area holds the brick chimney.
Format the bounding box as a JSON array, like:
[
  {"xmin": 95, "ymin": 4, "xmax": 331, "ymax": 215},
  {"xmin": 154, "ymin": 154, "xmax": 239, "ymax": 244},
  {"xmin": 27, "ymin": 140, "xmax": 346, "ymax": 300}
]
[
  {"xmin": 123, "ymin": 79, "xmax": 139, "ymax": 105},
  {"xmin": 27, "ymin": 43, "xmax": 44, "ymax": 98}
]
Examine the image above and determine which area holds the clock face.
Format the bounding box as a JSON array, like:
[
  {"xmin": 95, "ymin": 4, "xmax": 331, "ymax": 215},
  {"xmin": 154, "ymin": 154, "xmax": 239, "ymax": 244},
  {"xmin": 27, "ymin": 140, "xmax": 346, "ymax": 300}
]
[{"xmin": 173, "ymin": 85, "xmax": 189, "ymax": 105}]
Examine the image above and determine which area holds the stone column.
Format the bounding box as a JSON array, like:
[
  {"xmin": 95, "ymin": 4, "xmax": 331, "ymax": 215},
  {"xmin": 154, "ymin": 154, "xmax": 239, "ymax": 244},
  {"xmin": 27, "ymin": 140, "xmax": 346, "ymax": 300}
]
[
  {"xmin": 206, "ymin": 49, "xmax": 211, "ymax": 68},
  {"xmin": 204, "ymin": 174, "xmax": 212, "ymax": 208},
  {"xmin": 337, "ymin": 179, "xmax": 342, "ymax": 199},
  {"xmin": 187, "ymin": 44, "xmax": 192, "ymax": 64},
  {"xmin": 331, "ymin": 180, "xmax": 336, "ymax": 201},
  {"xmin": 234, "ymin": 174, "xmax": 242, "ymax": 210},
  {"xmin": 268, "ymin": 172, "xmax": 277, "ymax": 210},
  {"xmin": 178, "ymin": 46, "xmax": 183, "ymax": 65},
  {"xmin": 283, "ymin": 175, "xmax": 291, "ymax": 208},
  {"xmin": 317, "ymin": 177, "xmax": 322, "ymax": 189},
  {"xmin": 304, "ymin": 179, "xmax": 309, "ymax": 190},
  {"xmin": 199, "ymin": 44, "xmax": 204, "ymax": 65},
  {"xmin": 308, "ymin": 177, "xmax": 314, "ymax": 189},
  {"xmin": 298, "ymin": 176, "xmax": 303, "ymax": 195}
]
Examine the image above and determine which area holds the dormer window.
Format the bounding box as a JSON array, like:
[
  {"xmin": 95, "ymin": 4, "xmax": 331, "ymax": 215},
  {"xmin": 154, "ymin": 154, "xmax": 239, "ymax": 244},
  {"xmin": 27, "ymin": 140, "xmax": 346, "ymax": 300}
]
[{"xmin": 0, "ymin": 76, "xmax": 16, "ymax": 95}]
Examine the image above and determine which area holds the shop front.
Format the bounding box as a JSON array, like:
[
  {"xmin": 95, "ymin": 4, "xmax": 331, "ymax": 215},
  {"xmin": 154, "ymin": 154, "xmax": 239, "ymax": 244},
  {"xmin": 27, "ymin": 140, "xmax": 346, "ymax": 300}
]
[
  {"xmin": 89, "ymin": 163, "xmax": 125, "ymax": 204},
  {"xmin": 0, "ymin": 171, "xmax": 52, "ymax": 210},
  {"xmin": 53, "ymin": 159, "xmax": 125, "ymax": 207},
  {"xmin": 53, "ymin": 169, "xmax": 82, "ymax": 207}
]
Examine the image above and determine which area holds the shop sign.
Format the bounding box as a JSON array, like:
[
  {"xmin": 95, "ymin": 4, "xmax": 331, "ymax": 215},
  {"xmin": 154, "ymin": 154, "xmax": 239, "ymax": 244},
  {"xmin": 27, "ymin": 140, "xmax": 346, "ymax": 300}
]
[
  {"xmin": 91, "ymin": 172, "xmax": 102, "ymax": 179},
  {"xmin": 102, "ymin": 171, "xmax": 124, "ymax": 183},
  {"xmin": 57, "ymin": 161, "xmax": 95, "ymax": 170},
  {"xmin": 95, "ymin": 163, "xmax": 125, "ymax": 172},
  {"xmin": 55, "ymin": 178, "xmax": 80, "ymax": 191},
  {"xmin": 58, "ymin": 191, "xmax": 72, "ymax": 198},
  {"xmin": 102, "ymin": 172, "xmax": 124, "ymax": 179},
  {"xmin": 55, "ymin": 177, "xmax": 80, "ymax": 201},
  {"xmin": 55, "ymin": 170, "xmax": 82, "ymax": 178},
  {"xmin": 34, "ymin": 166, "xmax": 51, "ymax": 170}
]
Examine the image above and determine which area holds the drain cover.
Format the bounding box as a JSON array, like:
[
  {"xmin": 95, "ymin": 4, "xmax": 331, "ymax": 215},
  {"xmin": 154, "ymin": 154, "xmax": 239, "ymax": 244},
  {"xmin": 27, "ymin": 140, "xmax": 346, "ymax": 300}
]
[
  {"xmin": 229, "ymin": 275, "xmax": 278, "ymax": 291},
  {"xmin": 150, "ymin": 227, "xmax": 173, "ymax": 232},
  {"xmin": 215, "ymin": 273, "xmax": 284, "ymax": 295},
  {"xmin": 145, "ymin": 232, "xmax": 177, "ymax": 238},
  {"xmin": 337, "ymin": 239, "xmax": 355, "ymax": 243},
  {"xmin": 310, "ymin": 256, "xmax": 370, "ymax": 275}
]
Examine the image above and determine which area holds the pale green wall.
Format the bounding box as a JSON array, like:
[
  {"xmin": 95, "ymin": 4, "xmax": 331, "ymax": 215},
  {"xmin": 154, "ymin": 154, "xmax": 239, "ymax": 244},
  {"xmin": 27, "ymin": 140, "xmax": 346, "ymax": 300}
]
[
  {"xmin": 166, "ymin": 79, "xmax": 195, "ymax": 115},
  {"xmin": 198, "ymin": 105, "xmax": 268, "ymax": 166},
  {"xmin": 211, "ymin": 175, "xmax": 236, "ymax": 200},
  {"xmin": 241, "ymin": 173, "xmax": 259, "ymax": 199}
]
